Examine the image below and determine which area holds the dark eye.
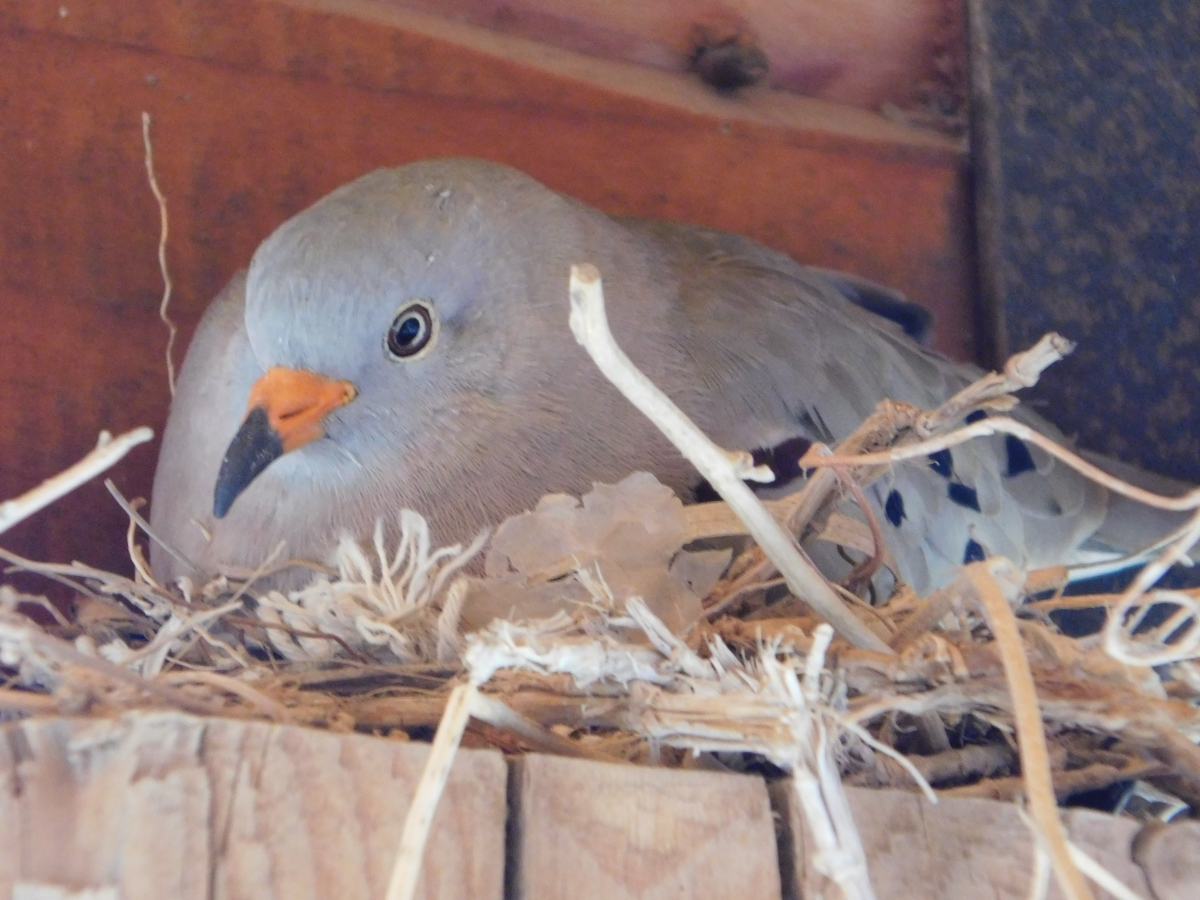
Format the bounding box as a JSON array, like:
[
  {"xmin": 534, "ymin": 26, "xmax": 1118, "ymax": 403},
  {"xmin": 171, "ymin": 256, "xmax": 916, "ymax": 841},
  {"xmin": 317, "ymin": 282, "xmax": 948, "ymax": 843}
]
[{"xmin": 386, "ymin": 301, "xmax": 436, "ymax": 360}]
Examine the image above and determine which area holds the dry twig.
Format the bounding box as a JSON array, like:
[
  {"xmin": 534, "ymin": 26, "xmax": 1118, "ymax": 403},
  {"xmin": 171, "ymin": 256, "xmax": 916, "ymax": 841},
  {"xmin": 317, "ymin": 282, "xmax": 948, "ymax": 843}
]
[
  {"xmin": 141, "ymin": 110, "xmax": 177, "ymax": 396},
  {"xmin": 568, "ymin": 263, "xmax": 888, "ymax": 652},
  {"xmin": 0, "ymin": 429, "xmax": 153, "ymax": 536}
]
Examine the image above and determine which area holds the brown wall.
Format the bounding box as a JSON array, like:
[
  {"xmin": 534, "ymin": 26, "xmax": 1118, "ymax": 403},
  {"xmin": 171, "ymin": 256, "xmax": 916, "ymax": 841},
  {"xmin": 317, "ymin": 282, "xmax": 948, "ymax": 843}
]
[{"xmin": 0, "ymin": 0, "xmax": 971, "ymax": 583}]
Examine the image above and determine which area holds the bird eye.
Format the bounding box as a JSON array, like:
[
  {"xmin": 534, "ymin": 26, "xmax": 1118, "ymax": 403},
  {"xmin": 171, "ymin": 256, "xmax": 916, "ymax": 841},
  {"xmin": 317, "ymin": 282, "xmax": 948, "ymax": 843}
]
[{"xmin": 386, "ymin": 301, "xmax": 437, "ymax": 360}]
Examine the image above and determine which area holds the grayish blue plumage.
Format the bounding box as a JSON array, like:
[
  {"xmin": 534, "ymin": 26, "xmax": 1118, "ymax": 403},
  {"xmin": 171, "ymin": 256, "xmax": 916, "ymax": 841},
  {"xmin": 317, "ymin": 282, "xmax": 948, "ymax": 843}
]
[{"xmin": 149, "ymin": 158, "xmax": 1173, "ymax": 595}]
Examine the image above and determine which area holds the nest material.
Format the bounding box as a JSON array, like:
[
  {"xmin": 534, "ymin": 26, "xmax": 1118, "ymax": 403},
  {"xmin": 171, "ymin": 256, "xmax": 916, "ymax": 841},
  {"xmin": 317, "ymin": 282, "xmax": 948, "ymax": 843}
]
[{"xmin": 2, "ymin": 272, "xmax": 1198, "ymax": 900}]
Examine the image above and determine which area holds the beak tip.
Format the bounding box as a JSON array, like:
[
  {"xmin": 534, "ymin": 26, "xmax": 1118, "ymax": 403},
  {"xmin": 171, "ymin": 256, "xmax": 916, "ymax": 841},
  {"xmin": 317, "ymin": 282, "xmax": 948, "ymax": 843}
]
[
  {"xmin": 213, "ymin": 406, "xmax": 284, "ymax": 519},
  {"xmin": 213, "ymin": 491, "xmax": 233, "ymax": 520}
]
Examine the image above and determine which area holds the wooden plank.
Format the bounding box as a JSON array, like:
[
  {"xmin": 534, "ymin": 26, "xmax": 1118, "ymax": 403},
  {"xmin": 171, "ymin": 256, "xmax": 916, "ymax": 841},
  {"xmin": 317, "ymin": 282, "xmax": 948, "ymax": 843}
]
[
  {"xmin": 511, "ymin": 754, "xmax": 781, "ymax": 899},
  {"xmin": 774, "ymin": 782, "xmax": 1154, "ymax": 899},
  {"xmin": 1134, "ymin": 819, "xmax": 1200, "ymax": 900},
  {"xmin": 0, "ymin": 712, "xmax": 508, "ymax": 900},
  {"xmin": 379, "ymin": 0, "xmax": 966, "ymax": 111},
  {"xmin": 0, "ymin": 0, "xmax": 971, "ymax": 581}
]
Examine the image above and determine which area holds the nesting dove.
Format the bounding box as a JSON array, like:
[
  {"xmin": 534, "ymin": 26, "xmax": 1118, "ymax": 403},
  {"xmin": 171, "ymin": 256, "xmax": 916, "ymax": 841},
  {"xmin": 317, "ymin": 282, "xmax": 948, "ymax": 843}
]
[{"xmin": 149, "ymin": 158, "xmax": 1178, "ymax": 594}]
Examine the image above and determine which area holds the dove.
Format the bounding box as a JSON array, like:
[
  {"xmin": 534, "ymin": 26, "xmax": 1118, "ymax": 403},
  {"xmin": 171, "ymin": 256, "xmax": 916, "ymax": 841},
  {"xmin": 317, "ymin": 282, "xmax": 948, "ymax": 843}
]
[{"xmin": 148, "ymin": 157, "xmax": 1180, "ymax": 595}]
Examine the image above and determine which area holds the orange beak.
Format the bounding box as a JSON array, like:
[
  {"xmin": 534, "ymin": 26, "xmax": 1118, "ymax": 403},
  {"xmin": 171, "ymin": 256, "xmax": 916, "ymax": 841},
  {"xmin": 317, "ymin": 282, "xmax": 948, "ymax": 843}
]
[
  {"xmin": 213, "ymin": 367, "xmax": 357, "ymax": 517},
  {"xmin": 247, "ymin": 366, "xmax": 358, "ymax": 453}
]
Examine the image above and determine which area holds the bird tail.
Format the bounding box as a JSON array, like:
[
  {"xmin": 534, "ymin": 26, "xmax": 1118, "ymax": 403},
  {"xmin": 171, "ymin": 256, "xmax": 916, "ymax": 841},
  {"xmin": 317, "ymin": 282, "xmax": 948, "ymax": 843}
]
[{"xmin": 1073, "ymin": 450, "xmax": 1196, "ymax": 579}]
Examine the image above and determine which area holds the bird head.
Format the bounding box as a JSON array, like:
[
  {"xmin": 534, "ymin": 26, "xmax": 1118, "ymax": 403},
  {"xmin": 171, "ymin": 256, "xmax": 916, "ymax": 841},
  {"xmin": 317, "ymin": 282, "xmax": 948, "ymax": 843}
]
[{"xmin": 212, "ymin": 159, "xmax": 587, "ymax": 519}]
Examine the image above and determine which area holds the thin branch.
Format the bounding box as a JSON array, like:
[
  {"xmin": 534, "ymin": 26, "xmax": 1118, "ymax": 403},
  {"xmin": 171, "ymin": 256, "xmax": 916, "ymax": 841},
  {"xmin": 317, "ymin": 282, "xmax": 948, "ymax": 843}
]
[
  {"xmin": 105, "ymin": 478, "xmax": 199, "ymax": 574},
  {"xmin": 965, "ymin": 561, "xmax": 1094, "ymax": 900},
  {"xmin": 802, "ymin": 416, "xmax": 1200, "ymax": 513},
  {"xmin": 567, "ymin": 264, "xmax": 889, "ymax": 653},
  {"xmin": 142, "ymin": 111, "xmax": 177, "ymax": 396},
  {"xmin": 0, "ymin": 428, "xmax": 154, "ymax": 535},
  {"xmin": 1104, "ymin": 509, "xmax": 1200, "ymax": 666},
  {"xmin": 157, "ymin": 669, "xmax": 291, "ymax": 721},
  {"xmin": 469, "ymin": 691, "xmax": 623, "ymax": 762},
  {"xmin": 385, "ymin": 682, "xmax": 477, "ymax": 900},
  {"xmin": 0, "ymin": 686, "xmax": 61, "ymax": 713}
]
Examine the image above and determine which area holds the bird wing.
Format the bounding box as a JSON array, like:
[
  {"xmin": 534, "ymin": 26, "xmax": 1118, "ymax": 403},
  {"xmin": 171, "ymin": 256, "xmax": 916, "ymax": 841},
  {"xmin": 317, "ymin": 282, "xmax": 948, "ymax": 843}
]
[{"xmin": 623, "ymin": 218, "xmax": 1110, "ymax": 591}]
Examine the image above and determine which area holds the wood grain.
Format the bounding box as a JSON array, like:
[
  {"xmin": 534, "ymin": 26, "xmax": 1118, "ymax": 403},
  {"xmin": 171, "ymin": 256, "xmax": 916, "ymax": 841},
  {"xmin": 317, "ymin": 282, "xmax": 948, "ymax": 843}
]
[
  {"xmin": 0, "ymin": 712, "xmax": 507, "ymax": 900},
  {"xmin": 1133, "ymin": 819, "xmax": 1200, "ymax": 900},
  {"xmin": 0, "ymin": 0, "xmax": 971, "ymax": 583},
  {"xmin": 510, "ymin": 753, "xmax": 781, "ymax": 900},
  {"xmin": 774, "ymin": 781, "xmax": 1154, "ymax": 900},
  {"xmin": 382, "ymin": 0, "xmax": 966, "ymax": 110},
  {"xmin": 1, "ymin": 714, "xmax": 1195, "ymax": 898}
]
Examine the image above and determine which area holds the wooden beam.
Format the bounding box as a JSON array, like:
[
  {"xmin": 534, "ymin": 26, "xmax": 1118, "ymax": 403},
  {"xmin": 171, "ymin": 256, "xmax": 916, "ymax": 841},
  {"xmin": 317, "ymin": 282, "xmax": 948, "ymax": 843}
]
[{"xmin": 378, "ymin": 0, "xmax": 966, "ymax": 111}]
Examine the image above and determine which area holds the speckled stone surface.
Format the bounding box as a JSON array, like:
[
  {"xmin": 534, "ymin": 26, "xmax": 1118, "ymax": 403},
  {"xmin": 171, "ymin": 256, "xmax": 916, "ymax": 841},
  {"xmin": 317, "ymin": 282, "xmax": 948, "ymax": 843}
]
[{"xmin": 969, "ymin": 0, "xmax": 1200, "ymax": 482}]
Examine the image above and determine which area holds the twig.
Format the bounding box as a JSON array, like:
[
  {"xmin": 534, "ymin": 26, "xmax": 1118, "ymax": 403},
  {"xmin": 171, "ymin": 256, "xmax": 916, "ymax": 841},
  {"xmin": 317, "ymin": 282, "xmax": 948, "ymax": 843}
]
[
  {"xmin": 942, "ymin": 759, "xmax": 1165, "ymax": 801},
  {"xmin": 221, "ymin": 614, "xmax": 372, "ymax": 663},
  {"xmin": 832, "ymin": 468, "xmax": 886, "ymax": 589},
  {"xmin": 760, "ymin": 335, "xmax": 1073, "ymax": 601},
  {"xmin": 469, "ymin": 691, "xmax": 622, "ymax": 762},
  {"xmin": 795, "ymin": 625, "xmax": 879, "ymax": 900},
  {"xmin": 105, "ymin": 478, "xmax": 199, "ymax": 574},
  {"xmin": 567, "ymin": 264, "xmax": 888, "ymax": 653},
  {"xmin": 802, "ymin": 416, "xmax": 1200, "ymax": 514},
  {"xmin": 886, "ymin": 580, "xmax": 963, "ymax": 650},
  {"xmin": 1066, "ymin": 844, "xmax": 1143, "ymax": 900},
  {"xmin": 385, "ymin": 682, "xmax": 476, "ymax": 900},
  {"xmin": 0, "ymin": 428, "xmax": 154, "ymax": 535},
  {"xmin": 0, "ymin": 585, "xmax": 70, "ymax": 627},
  {"xmin": 1104, "ymin": 508, "xmax": 1200, "ymax": 666},
  {"xmin": 0, "ymin": 613, "xmax": 217, "ymax": 716},
  {"xmin": 142, "ymin": 111, "xmax": 177, "ymax": 396},
  {"xmin": 853, "ymin": 742, "xmax": 1013, "ymax": 789},
  {"xmin": 122, "ymin": 598, "xmax": 245, "ymax": 674},
  {"xmin": 964, "ymin": 560, "xmax": 1094, "ymax": 900},
  {"xmin": 157, "ymin": 670, "xmax": 292, "ymax": 721},
  {"xmin": 914, "ymin": 332, "xmax": 1074, "ymax": 435},
  {"xmin": 0, "ymin": 687, "xmax": 61, "ymax": 713}
]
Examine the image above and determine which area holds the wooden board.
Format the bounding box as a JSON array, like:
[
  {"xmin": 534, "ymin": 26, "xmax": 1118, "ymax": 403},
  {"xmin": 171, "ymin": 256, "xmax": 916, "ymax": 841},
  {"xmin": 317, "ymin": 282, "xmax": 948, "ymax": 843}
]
[
  {"xmin": 773, "ymin": 781, "xmax": 1158, "ymax": 900},
  {"xmin": 1133, "ymin": 819, "xmax": 1200, "ymax": 900},
  {"xmin": 2, "ymin": 714, "xmax": 1197, "ymax": 899},
  {"xmin": 510, "ymin": 753, "xmax": 781, "ymax": 900},
  {"xmin": 383, "ymin": 0, "xmax": 966, "ymax": 111},
  {"xmin": 0, "ymin": 0, "xmax": 971, "ymax": 584},
  {"xmin": 0, "ymin": 712, "xmax": 508, "ymax": 900}
]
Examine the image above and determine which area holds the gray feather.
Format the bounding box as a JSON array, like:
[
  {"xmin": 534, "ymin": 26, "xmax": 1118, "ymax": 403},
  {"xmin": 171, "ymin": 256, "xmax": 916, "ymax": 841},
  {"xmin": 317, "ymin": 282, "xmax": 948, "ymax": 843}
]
[{"xmin": 149, "ymin": 158, "xmax": 1182, "ymax": 595}]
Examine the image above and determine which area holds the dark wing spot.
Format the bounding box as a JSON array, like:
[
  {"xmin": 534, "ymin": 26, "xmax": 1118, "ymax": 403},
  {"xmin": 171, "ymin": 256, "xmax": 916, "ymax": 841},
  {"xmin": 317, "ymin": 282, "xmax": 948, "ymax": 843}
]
[
  {"xmin": 752, "ymin": 435, "xmax": 813, "ymax": 488},
  {"xmin": 884, "ymin": 489, "xmax": 906, "ymax": 527},
  {"xmin": 823, "ymin": 272, "xmax": 934, "ymax": 344},
  {"xmin": 1005, "ymin": 434, "xmax": 1037, "ymax": 476},
  {"xmin": 963, "ymin": 539, "xmax": 987, "ymax": 564},
  {"xmin": 928, "ymin": 449, "xmax": 953, "ymax": 478},
  {"xmin": 965, "ymin": 410, "xmax": 988, "ymax": 424},
  {"xmin": 693, "ymin": 435, "xmax": 814, "ymax": 502},
  {"xmin": 948, "ymin": 482, "xmax": 981, "ymax": 511}
]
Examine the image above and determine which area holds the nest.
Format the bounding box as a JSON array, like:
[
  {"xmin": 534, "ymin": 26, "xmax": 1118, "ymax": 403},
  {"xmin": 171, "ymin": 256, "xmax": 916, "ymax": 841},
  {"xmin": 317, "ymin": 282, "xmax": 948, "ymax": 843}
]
[{"xmin": 2, "ymin": 267, "xmax": 1198, "ymax": 900}]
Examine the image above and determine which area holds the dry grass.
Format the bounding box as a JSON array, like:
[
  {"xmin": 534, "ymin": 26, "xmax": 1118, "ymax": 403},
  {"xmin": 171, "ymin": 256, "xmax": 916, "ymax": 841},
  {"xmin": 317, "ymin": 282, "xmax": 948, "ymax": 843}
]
[{"xmin": 1, "ymin": 271, "xmax": 1197, "ymax": 900}]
